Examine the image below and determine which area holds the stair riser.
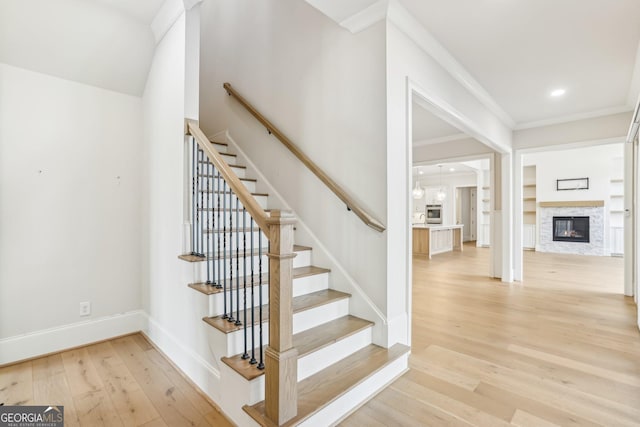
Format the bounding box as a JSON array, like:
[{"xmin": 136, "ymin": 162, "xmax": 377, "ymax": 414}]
[
  {"xmin": 203, "ymin": 273, "xmax": 330, "ymax": 317},
  {"xmin": 197, "ymin": 153, "xmax": 236, "ymax": 166},
  {"xmin": 211, "ymin": 143, "xmax": 228, "ymax": 154},
  {"xmin": 207, "ymin": 285, "xmax": 269, "ymax": 319},
  {"xmin": 223, "ymin": 298, "xmax": 349, "ymax": 357},
  {"xmin": 194, "ymin": 250, "xmax": 312, "ymax": 280},
  {"xmin": 298, "ymin": 327, "xmax": 372, "ymax": 381},
  {"xmin": 197, "ymin": 195, "xmax": 268, "ymax": 210}
]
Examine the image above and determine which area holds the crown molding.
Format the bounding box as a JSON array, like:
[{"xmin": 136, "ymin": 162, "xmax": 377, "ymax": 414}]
[
  {"xmin": 514, "ymin": 105, "xmax": 634, "ymax": 131},
  {"xmin": 387, "ymin": 1, "xmax": 516, "ymax": 130}
]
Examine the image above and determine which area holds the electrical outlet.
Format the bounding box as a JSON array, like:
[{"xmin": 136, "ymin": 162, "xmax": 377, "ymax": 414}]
[{"xmin": 79, "ymin": 301, "xmax": 91, "ymax": 317}]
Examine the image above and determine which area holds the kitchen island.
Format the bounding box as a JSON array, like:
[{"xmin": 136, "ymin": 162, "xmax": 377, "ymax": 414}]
[{"xmin": 412, "ymin": 224, "xmax": 464, "ymax": 258}]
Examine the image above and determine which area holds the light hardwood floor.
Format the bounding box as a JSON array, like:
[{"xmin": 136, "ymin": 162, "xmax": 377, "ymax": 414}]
[
  {"xmin": 0, "ymin": 334, "xmax": 233, "ymax": 427},
  {"xmin": 342, "ymin": 244, "xmax": 640, "ymax": 427}
]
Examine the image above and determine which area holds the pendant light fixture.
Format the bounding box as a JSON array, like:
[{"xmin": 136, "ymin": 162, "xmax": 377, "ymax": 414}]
[
  {"xmin": 436, "ymin": 165, "xmax": 446, "ymax": 201},
  {"xmin": 412, "ymin": 180, "xmax": 424, "ymax": 199}
]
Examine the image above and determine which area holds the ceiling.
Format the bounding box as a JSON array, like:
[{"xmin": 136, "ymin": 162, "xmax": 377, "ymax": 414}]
[
  {"xmin": 0, "ymin": 0, "xmax": 163, "ymax": 96},
  {"xmin": 90, "ymin": 0, "xmax": 165, "ymax": 25},
  {"xmin": 413, "ymin": 162, "xmax": 478, "ymax": 178},
  {"xmin": 399, "ymin": 0, "xmax": 640, "ymax": 127},
  {"xmin": 412, "ymin": 102, "xmax": 464, "ymax": 143},
  {"xmin": 307, "ymin": 0, "xmax": 640, "ymax": 129}
]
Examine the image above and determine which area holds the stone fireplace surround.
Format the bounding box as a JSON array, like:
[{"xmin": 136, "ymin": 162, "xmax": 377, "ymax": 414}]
[{"xmin": 538, "ymin": 201, "xmax": 605, "ymax": 256}]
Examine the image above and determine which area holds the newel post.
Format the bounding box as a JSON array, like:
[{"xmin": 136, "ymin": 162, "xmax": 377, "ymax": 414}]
[{"xmin": 265, "ymin": 210, "xmax": 298, "ymax": 425}]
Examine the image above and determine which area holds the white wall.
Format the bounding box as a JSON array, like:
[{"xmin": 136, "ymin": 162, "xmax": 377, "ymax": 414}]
[
  {"xmin": 414, "ymin": 138, "xmax": 493, "ymax": 163},
  {"xmin": 199, "ymin": 0, "xmax": 389, "ymax": 337},
  {"xmin": 523, "ymin": 144, "xmax": 624, "ymax": 203},
  {"xmin": 515, "ymin": 112, "xmax": 631, "ymax": 150},
  {"xmin": 0, "ymin": 63, "xmax": 143, "ymax": 362},
  {"xmin": 141, "ymin": 8, "xmax": 223, "ymax": 403}
]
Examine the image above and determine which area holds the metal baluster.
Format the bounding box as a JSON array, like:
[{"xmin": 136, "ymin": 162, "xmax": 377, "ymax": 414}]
[
  {"xmin": 227, "ymin": 184, "xmax": 235, "ymax": 323},
  {"xmin": 222, "ymin": 180, "xmax": 228, "ymax": 319},
  {"xmin": 195, "ymin": 148, "xmax": 202, "ymax": 257},
  {"xmin": 198, "ymin": 148, "xmax": 204, "ymax": 257},
  {"xmin": 216, "ymin": 172, "xmax": 222, "ymax": 289},
  {"xmin": 211, "ymin": 165, "xmax": 216, "ymax": 285},
  {"xmin": 235, "ymin": 196, "xmax": 241, "ymax": 326},
  {"xmin": 205, "ymin": 159, "xmax": 211, "ymax": 284},
  {"xmin": 191, "ymin": 138, "xmax": 196, "ymax": 255},
  {"xmin": 257, "ymin": 232, "xmax": 264, "ymax": 370},
  {"xmin": 242, "ymin": 207, "xmax": 248, "ymax": 360},
  {"xmin": 250, "ymin": 218, "xmax": 256, "ymax": 365}
]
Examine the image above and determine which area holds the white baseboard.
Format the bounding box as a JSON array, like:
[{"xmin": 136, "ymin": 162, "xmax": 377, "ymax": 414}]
[
  {"xmin": 0, "ymin": 310, "xmax": 147, "ymax": 365},
  {"xmin": 143, "ymin": 314, "xmax": 221, "ymax": 401}
]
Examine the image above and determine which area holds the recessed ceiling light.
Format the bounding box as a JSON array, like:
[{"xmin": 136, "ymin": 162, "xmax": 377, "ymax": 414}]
[
  {"xmin": 418, "ymin": 170, "xmax": 424, "ymax": 175},
  {"xmin": 449, "ymin": 168, "xmax": 455, "ymax": 172},
  {"xmin": 550, "ymin": 88, "xmax": 566, "ymax": 97}
]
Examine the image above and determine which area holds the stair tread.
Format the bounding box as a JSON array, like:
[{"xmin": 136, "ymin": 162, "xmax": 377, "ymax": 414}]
[
  {"xmin": 243, "ymin": 343, "xmax": 410, "ymax": 426},
  {"xmin": 198, "ymin": 175, "xmax": 257, "ymax": 182},
  {"xmin": 221, "ymin": 315, "xmax": 373, "ymax": 380},
  {"xmin": 210, "ymin": 140, "xmax": 228, "ymax": 146},
  {"xmin": 187, "ymin": 266, "xmax": 330, "ymax": 295},
  {"xmin": 202, "ymin": 289, "xmax": 351, "ymax": 334},
  {"xmin": 201, "ymin": 152, "xmax": 236, "ymax": 158},
  {"xmin": 178, "ymin": 244, "xmax": 312, "ymax": 263}
]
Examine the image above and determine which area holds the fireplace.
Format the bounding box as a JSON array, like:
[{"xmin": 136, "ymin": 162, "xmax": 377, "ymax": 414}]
[{"xmin": 553, "ymin": 216, "xmax": 589, "ymax": 243}]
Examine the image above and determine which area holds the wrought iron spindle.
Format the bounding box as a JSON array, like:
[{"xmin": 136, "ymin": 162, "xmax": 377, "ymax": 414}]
[
  {"xmin": 216, "ymin": 172, "xmax": 222, "ymax": 289},
  {"xmin": 205, "ymin": 160, "xmax": 212, "ymax": 284},
  {"xmin": 198, "ymin": 148, "xmax": 205, "ymax": 257},
  {"xmin": 195, "ymin": 148, "xmax": 203, "ymax": 257},
  {"xmin": 214, "ymin": 163, "xmax": 219, "ymax": 286},
  {"xmin": 227, "ymin": 183, "xmax": 234, "ymax": 323},
  {"xmin": 235, "ymin": 196, "xmax": 241, "ymax": 326},
  {"xmin": 222, "ymin": 180, "xmax": 228, "ymax": 319},
  {"xmin": 242, "ymin": 207, "xmax": 248, "ymax": 360},
  {"xmin": 258, "ymin": 231, "xmax": 264, "ymax": 370},
  {"xmin": 250, "ymin": 218, "xmax": 256, "ymax": 365},
  {"xmin": 191, "ymin": 138, "xmax": 197, "ymax": 255}
]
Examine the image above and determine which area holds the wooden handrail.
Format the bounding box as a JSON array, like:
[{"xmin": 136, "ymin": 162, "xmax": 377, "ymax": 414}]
[
  {"xmin": 223, "ymin": 82, "xmax": 386, "ymax": 233},
  {"xmin": 186, "ymin": 119, "xmax": 269, "ymax": 232}
]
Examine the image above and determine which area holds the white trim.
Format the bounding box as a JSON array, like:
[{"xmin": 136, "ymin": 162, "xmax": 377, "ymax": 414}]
[
  {"xmin": 339, "ymin": 0, "xmax": 388, "ymax": 33},
  {"xmin": 627, "ymin": 40, "xmax": 640, "ymax": 107},
  {"xmin": 387, "ymin": 0, "xmax": 515, "ymax": 130},
  {"xmin": 0, "ymin": 310, "xmax": 146, "ymax": 365},
  {"xmin": 411, "ymin": 79, "xmax": 510, "ymax": 154},
  {"xmin": 413, "ymin": 133, "xmax": 469, "ymax": 147},
  {"xmin": 151, "ymin": 0, "xmax": 184, "ymax": 44},
  {"xmin": 144, "ymin": 314, "xmax": 221, "ymax": 381},
  {"xmin": 514, "ymin": 105, "xmax": 634, "ymax": 131}
]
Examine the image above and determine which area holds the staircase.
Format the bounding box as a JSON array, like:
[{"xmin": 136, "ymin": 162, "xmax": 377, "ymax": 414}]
[{"xmin": 181, "ymin": 121, "xmax": 408, "ymax": 425}]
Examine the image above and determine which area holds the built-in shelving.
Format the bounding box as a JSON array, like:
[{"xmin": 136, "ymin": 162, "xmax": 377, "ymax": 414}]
[{"xmin": 523, "ymin": 165, "xmax": 537, "ymax": 250}]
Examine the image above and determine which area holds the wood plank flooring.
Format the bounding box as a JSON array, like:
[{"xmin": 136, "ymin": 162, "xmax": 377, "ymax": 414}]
[
  {"xmin": 342, "ymin": 244, "xmax": 640, "ymax": 426},
  {"xmin": 0, "ymin": 334, "xmax": 233, "ymax": 427}
]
